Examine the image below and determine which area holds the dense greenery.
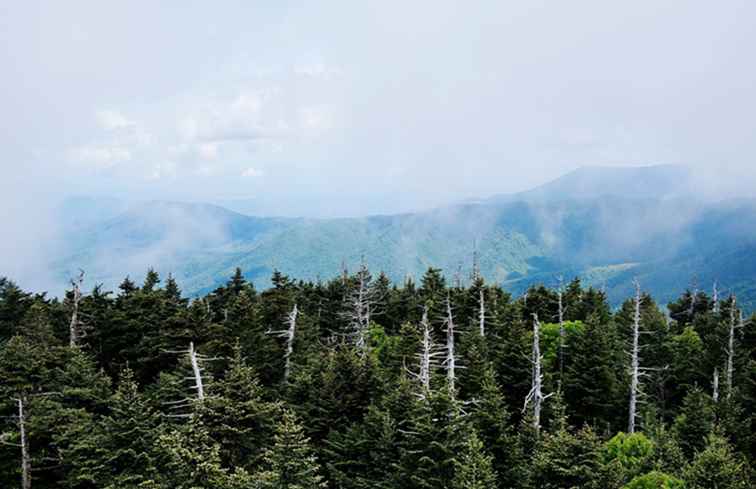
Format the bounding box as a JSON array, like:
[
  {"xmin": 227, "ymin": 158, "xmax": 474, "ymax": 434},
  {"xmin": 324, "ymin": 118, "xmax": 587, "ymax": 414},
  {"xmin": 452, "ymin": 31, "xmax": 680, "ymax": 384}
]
[{"xmin": 0, "ymin": 267, "xmax": 753, "ymax": 488}]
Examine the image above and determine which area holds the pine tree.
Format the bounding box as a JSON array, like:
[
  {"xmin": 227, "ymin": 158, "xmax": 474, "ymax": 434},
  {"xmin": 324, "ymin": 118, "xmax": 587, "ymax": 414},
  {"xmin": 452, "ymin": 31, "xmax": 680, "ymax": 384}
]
[
  {"xmin": 682, "ymin": 431, "xmax": 751, "ymax": 489},
  {"xmin": 395, "ymin": 387, "xmax": 468, "ymax": 489},
  {"xmin": 564, "ymin": 313, "xmax": 622, "ymax": 429},
  {"xmin": 198, "ymin": 344, "xmax": 280, "ymax": 470},
  {"xmin": 62, "ymin": 368, "xmax": 161, "ymax": 488},
  {"xmin": 531, "ymin": 425, "xmax": 611, "ymax": 489},
  {"xmin": 450, "ymin": 431, "xmax": 497, "ymax": 489},
  {"xmin": 254, "ymin": 409, "xmax": 327, "ymax": 489},
  {"xmin": 672, "ymin": 387, "xmax": 715, "ymax": 457}
]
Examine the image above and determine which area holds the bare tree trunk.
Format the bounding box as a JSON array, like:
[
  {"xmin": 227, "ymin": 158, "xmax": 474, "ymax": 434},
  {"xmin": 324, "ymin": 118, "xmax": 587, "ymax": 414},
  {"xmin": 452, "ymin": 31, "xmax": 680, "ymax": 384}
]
[
  {"xmin": 713, "ymin": 367, "xmax": 719, "ymax": 403},
  {"xmin": 726, "ymin": 297, "xmax": 742, "ymax": 400},
  {"xmin": 68, "ymin": 271, "xmax": 84, "ymax": 348},
  {"xmin": 471, "ymin": 240, "xmax": 481, "ymax": 283},
  {"xmin": 445, "ymin": 296, "xmax": 457, "ymax": 395},
  {"xmin": 189, "ymin": 342, "xmax": 205, "ymax": 400},
  {"xmin": 628, "ymin": 280, "xmax": 642, "ymax": 433},
  {"xmin": 557, "ymin": 277, "xmax": 565, "ymax": 380},
  {"xmin": 419, "ymin": 306, "xmax": 433, "ymax": 392},
  {"xmin": 18, "ymin": 397, "xmax": 30, "ymax": 489},
  {"xmin": 524, "ymin": 313, "xmax": 549, "ymax": 433},
  {"xmin": 478, "ymin": 289, "xmax": 486, "ymax": 337},
  {"xmin": 283, "ymin": 304, "xmax": 298, "ymax": 382},
  {"xmin": 712, "ymin": 281, "xmax": 719, "ymax": 314}
]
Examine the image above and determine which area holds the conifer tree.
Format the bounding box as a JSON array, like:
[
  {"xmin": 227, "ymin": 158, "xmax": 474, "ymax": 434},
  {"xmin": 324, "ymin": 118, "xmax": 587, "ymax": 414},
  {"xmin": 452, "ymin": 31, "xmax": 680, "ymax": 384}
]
[
  {"xmin": 450, "ymin": 431, "xmax": 497, "ymax": 489},
  {"xmin": 198, "ymin": 344, "xmax": 280, "ymax": 470},
  {"xmin": 673, "ymin": 387, "xmax": 716, "ymax": 457},
  {"xmin": 62, "ymin": 369, "xmax": 161, "ymax": 488},
  {"xmin": 254, "ymin": 409, "xmax": 327, "ymax": 489},
  {"xmin": 683, "ymin": 432, "xmax": 751, "ymax": 488}
]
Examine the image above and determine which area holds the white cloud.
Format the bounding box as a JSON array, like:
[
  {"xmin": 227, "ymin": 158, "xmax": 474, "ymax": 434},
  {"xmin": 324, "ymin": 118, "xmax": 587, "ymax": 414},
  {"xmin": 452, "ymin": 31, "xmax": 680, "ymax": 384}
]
[
  {"xmin": 241, "ymin": 166, "xmax": 264, "ymax": 177},
  {"xmin": 69, "ymin": 145, "xmax": 131, "ymax": 169},
  {"xmin": 148, "ymin": 161, "xmax": 178, "ymax": 180},
  {"xmin": 299, "ymin": 106, "xmax": 333, "ymax": 132},
  {"xmin": 197, "ymin": 142, "xmax": 219, "ymax": 160},
  {"xmin": 95, "ymin": 109, "xmax": 136, "ymax": 131}
]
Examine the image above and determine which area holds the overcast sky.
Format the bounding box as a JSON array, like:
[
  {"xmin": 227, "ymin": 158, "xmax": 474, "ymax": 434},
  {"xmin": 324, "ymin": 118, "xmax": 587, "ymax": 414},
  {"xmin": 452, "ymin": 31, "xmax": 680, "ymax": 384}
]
[{"xmin": 2, "ymin": 0, "xmax": 756, "ymax": 218}]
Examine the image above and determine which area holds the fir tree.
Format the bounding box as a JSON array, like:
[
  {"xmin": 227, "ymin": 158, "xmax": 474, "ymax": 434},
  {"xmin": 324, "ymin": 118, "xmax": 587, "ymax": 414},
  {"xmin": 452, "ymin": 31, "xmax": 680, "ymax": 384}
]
[
  {"xmin": 450, "ymin": 431, "xmax": 497, "ymax": 489},
  {"xmin": 683, "ymin": 431, "xmax": 751, "ymax": 489},
  {"xmin": 254, "ymin": 409, "xmax": 327, "ymax": 489}
]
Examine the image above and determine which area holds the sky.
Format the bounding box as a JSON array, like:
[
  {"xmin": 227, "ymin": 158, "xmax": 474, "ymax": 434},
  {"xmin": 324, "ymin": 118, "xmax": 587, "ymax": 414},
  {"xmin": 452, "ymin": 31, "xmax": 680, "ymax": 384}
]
[{"xmin": 1, "ymin": 0, "xmax": 756, "ymax": 221}]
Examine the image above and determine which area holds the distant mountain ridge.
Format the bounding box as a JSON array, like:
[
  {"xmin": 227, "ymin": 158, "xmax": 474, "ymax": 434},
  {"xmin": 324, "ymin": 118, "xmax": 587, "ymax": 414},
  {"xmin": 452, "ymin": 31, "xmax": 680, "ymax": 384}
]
[{"xmin": 51, "ymin": 165, "xmax": 756, "ymax": 311}]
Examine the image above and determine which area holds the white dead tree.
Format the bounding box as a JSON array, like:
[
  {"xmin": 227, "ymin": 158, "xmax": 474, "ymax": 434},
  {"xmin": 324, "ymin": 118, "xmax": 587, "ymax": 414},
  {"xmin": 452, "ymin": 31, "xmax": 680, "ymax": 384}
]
[
  {"xmin": 524, "ymin": 313, "xmax": 551, "ymax": 433},
  {"xmin": 342, "ymin": 261, "xmax": 382, "ymax": 352},
  {"xmin": 268, "ymin": 304, "xmax": 298, "ymax": 382},
  {"xmin": 712, "ymin": 281, "xmax": 720, "ymax": 314},
  {"xmin": 188, "ymin": 342, "xmax": 206, "ymax": 401},
  {"xmin": 688, "ymin": 279, "xmax": 699, "ymax": 317},
  {"xmin": 1, "ymin": 397, "xmax": 31, "ymax": 489},
  {"xmin": 627, "ymin": 280, "xmax": 643, "ymax": 433},
  {"xmin": 68, "ymin": 270, "xmax": 85, "ymax": 348},
  {"xmin": 2, "ymin": 394, "xmax": 62, "ymax": 489},
  {"xmin": 470, "ymin": 241, "xmax": 481, "ymax": 283},
  {"xmin": 725, "ymin": 297, "xmax": 744, "ymax": 400},
  {"xmin": 17, "ymin": 398, "xmax": 30, "ymax": 489},
  {"xmin": 408, "ymin": 306, "xmax": 442, "ymax": 397},
  {"xmin": 164, "ymin": 342, "xmax": 214, "ymax": 417},
  {"xmin": 556, "ymin": 276, "xmax": 566, "ymax": 379},
  {"xmin": 712, "ymin": 367, "xmax": 720, "ymax": 403},
  {"xmin": 443, "ymin": 295, "xmax": 460, "ymax": 396},
  {"xmin": 477, "ymin": 289, "xmax": 487, "ymax": 337}
]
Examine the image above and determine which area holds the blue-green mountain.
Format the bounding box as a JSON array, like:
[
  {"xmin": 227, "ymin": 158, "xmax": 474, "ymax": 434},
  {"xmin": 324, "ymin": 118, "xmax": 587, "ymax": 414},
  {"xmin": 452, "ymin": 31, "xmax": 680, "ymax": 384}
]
[{"xmin": 53, "ymin": 165, "xmax": 756, "ymax": 310}]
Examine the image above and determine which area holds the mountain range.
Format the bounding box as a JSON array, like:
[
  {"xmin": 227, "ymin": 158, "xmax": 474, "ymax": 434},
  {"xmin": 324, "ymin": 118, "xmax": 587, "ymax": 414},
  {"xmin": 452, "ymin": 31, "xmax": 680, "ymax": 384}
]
[{"xmin": 52, "ymin": 165, "xmax": 756, "ymax": 311}]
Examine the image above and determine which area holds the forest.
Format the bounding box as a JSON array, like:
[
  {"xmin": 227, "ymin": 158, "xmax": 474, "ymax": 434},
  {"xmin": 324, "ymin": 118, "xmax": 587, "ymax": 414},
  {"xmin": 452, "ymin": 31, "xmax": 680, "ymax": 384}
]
[{"xmin": 0, "ymin": 265, "xmax": 753, "ymax": 489}]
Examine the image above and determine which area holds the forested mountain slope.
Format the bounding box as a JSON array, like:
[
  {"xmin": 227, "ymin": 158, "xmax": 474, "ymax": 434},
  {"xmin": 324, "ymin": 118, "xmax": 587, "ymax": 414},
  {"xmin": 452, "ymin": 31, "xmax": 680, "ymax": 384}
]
[
  {"xmin": 0, "ymin": 268, "xmax": 753, "ymax": 488},
  {"xmin": 52, "ymin": 165, "xmax": 756, "ymax": 310}
]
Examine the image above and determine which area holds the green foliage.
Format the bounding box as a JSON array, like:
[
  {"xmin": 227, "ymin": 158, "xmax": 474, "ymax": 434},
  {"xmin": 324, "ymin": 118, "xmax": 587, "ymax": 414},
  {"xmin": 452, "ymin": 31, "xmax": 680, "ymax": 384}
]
[
  {"xmin": 673, "ymin": 387, "xmax": 715, "ymax": 457},
  {"xmin": 682, "ymin": 432, "xmax": 751, "ymax": 489},
  {"xmin": 623, "ymin": 471, "xmax": 684, "ymax": 489},
  {"xmin": 254, "ymin": 409, "xmax": 326, "ymax": 489},
  {"xmin": 605, "ymin": 432, "xmax": 655, "ymax": 482},
  {"xmin": 450, "ymin": 432, "xmax": 497, "ymax": 489},
  {"xmin": 0, "ymin": 269, "xmax": 753, "ymax": 488}
]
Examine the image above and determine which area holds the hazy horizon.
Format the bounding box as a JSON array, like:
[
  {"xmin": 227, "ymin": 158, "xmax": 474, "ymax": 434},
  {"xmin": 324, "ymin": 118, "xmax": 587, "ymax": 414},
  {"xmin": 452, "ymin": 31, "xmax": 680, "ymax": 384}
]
[{"xmin": 3, "ymin": 1, "xmax": 756, "ymax": 292}]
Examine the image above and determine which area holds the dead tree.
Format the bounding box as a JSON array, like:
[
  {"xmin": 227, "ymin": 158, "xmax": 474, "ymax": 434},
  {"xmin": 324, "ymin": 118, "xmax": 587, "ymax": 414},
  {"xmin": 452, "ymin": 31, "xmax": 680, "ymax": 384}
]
[
  {"xmin": 2, "ymin": 394, "xmax": 61, "ymax": 489},
  {"xmin": 713, "ymin": 367, "xmax": 720, "ymax": 403},
  {"xmin": 163, "ymin": 342, "xmax": 215, "ymax": 417},
  {"xmin": 188, "ymin": 342, "xmax": 205, "ymax": 400},
  {"xmin": 712, "ymin": 281, "xmax": 719, "ymax": 314},
  {"xmin": 725, "ymin": 297, "xmax": 744, "ymax": 400},
  {"xmin": 556, "ymin": 276, "xmax": 566, "ymax": 380},
  {"xmin": 688, "ymin": 278, "xmax": 699, "ymax": 317},
  {"xmin": 68, "ymin": 270, "xmax": 85, "ymax": 348},
  {"xmin": 17, "ymin": 398, "xmax": 29, "ymax": 489},
  {"xmin": 268, "ymin": 304, "xmax": 298, "ymax": 382},
  {"xmin": 470, "ymin": 240, "xmax": 481, "ymax": 283},
  {"xmin": 408, "ymin": 306, "xmax": 442, "ymax": 398},
  {"xmin": 524, "ymin": 313, "xmax": 551, "ymax": 433},
  {"xmin": 1, "ymin": 397, "xmax": 32, "ymax": 489},
  {"xmin": 628, "ymin": 280, "xmax": 643, "ymax": 433},
  {"xmin": 477, "ymin": 289, "xmax": 486, "ymax": 337},
  {"xmin": 342, "ymin": 261, "xmax": 383, "ymax": 353},
  {"xmin": 443, "ymin": 295, "xmax": 460, "ymax": 396}
]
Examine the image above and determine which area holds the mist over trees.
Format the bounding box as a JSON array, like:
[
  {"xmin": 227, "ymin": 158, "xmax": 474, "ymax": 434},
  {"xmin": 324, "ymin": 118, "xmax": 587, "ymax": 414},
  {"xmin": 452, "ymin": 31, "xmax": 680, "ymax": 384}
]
[{"xmin": 0, "ymin": 267, "xmax": 753, "ymax": 488}]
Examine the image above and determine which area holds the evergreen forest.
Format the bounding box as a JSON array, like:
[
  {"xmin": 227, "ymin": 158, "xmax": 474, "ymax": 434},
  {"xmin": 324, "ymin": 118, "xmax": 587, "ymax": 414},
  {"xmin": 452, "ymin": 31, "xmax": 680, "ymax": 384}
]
[{"xmin": 0, "ymin": 266, "xmax": 753, "ymax": 488}]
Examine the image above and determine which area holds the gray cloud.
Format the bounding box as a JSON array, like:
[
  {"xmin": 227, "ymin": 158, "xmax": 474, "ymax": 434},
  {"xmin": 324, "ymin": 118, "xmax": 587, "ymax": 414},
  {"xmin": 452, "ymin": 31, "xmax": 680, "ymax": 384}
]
[{"xmin": 2, "ymin": 1, "xmax": 756, "ymax": 290}]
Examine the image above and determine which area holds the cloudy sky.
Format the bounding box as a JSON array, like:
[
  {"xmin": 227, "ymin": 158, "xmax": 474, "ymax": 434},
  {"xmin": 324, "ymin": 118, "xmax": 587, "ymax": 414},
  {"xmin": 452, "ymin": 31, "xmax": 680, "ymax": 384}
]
[{"xmin": 2, "ymin": 0, "xmax": 756, "ymax": 218}]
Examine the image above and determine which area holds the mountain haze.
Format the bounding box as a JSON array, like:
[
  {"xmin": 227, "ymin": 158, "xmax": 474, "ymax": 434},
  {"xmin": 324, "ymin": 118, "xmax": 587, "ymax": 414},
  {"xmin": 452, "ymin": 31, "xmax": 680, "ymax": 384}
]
[{"xmin": 53, "ymin": 165, "xmax": 756, "ymax": 310}]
